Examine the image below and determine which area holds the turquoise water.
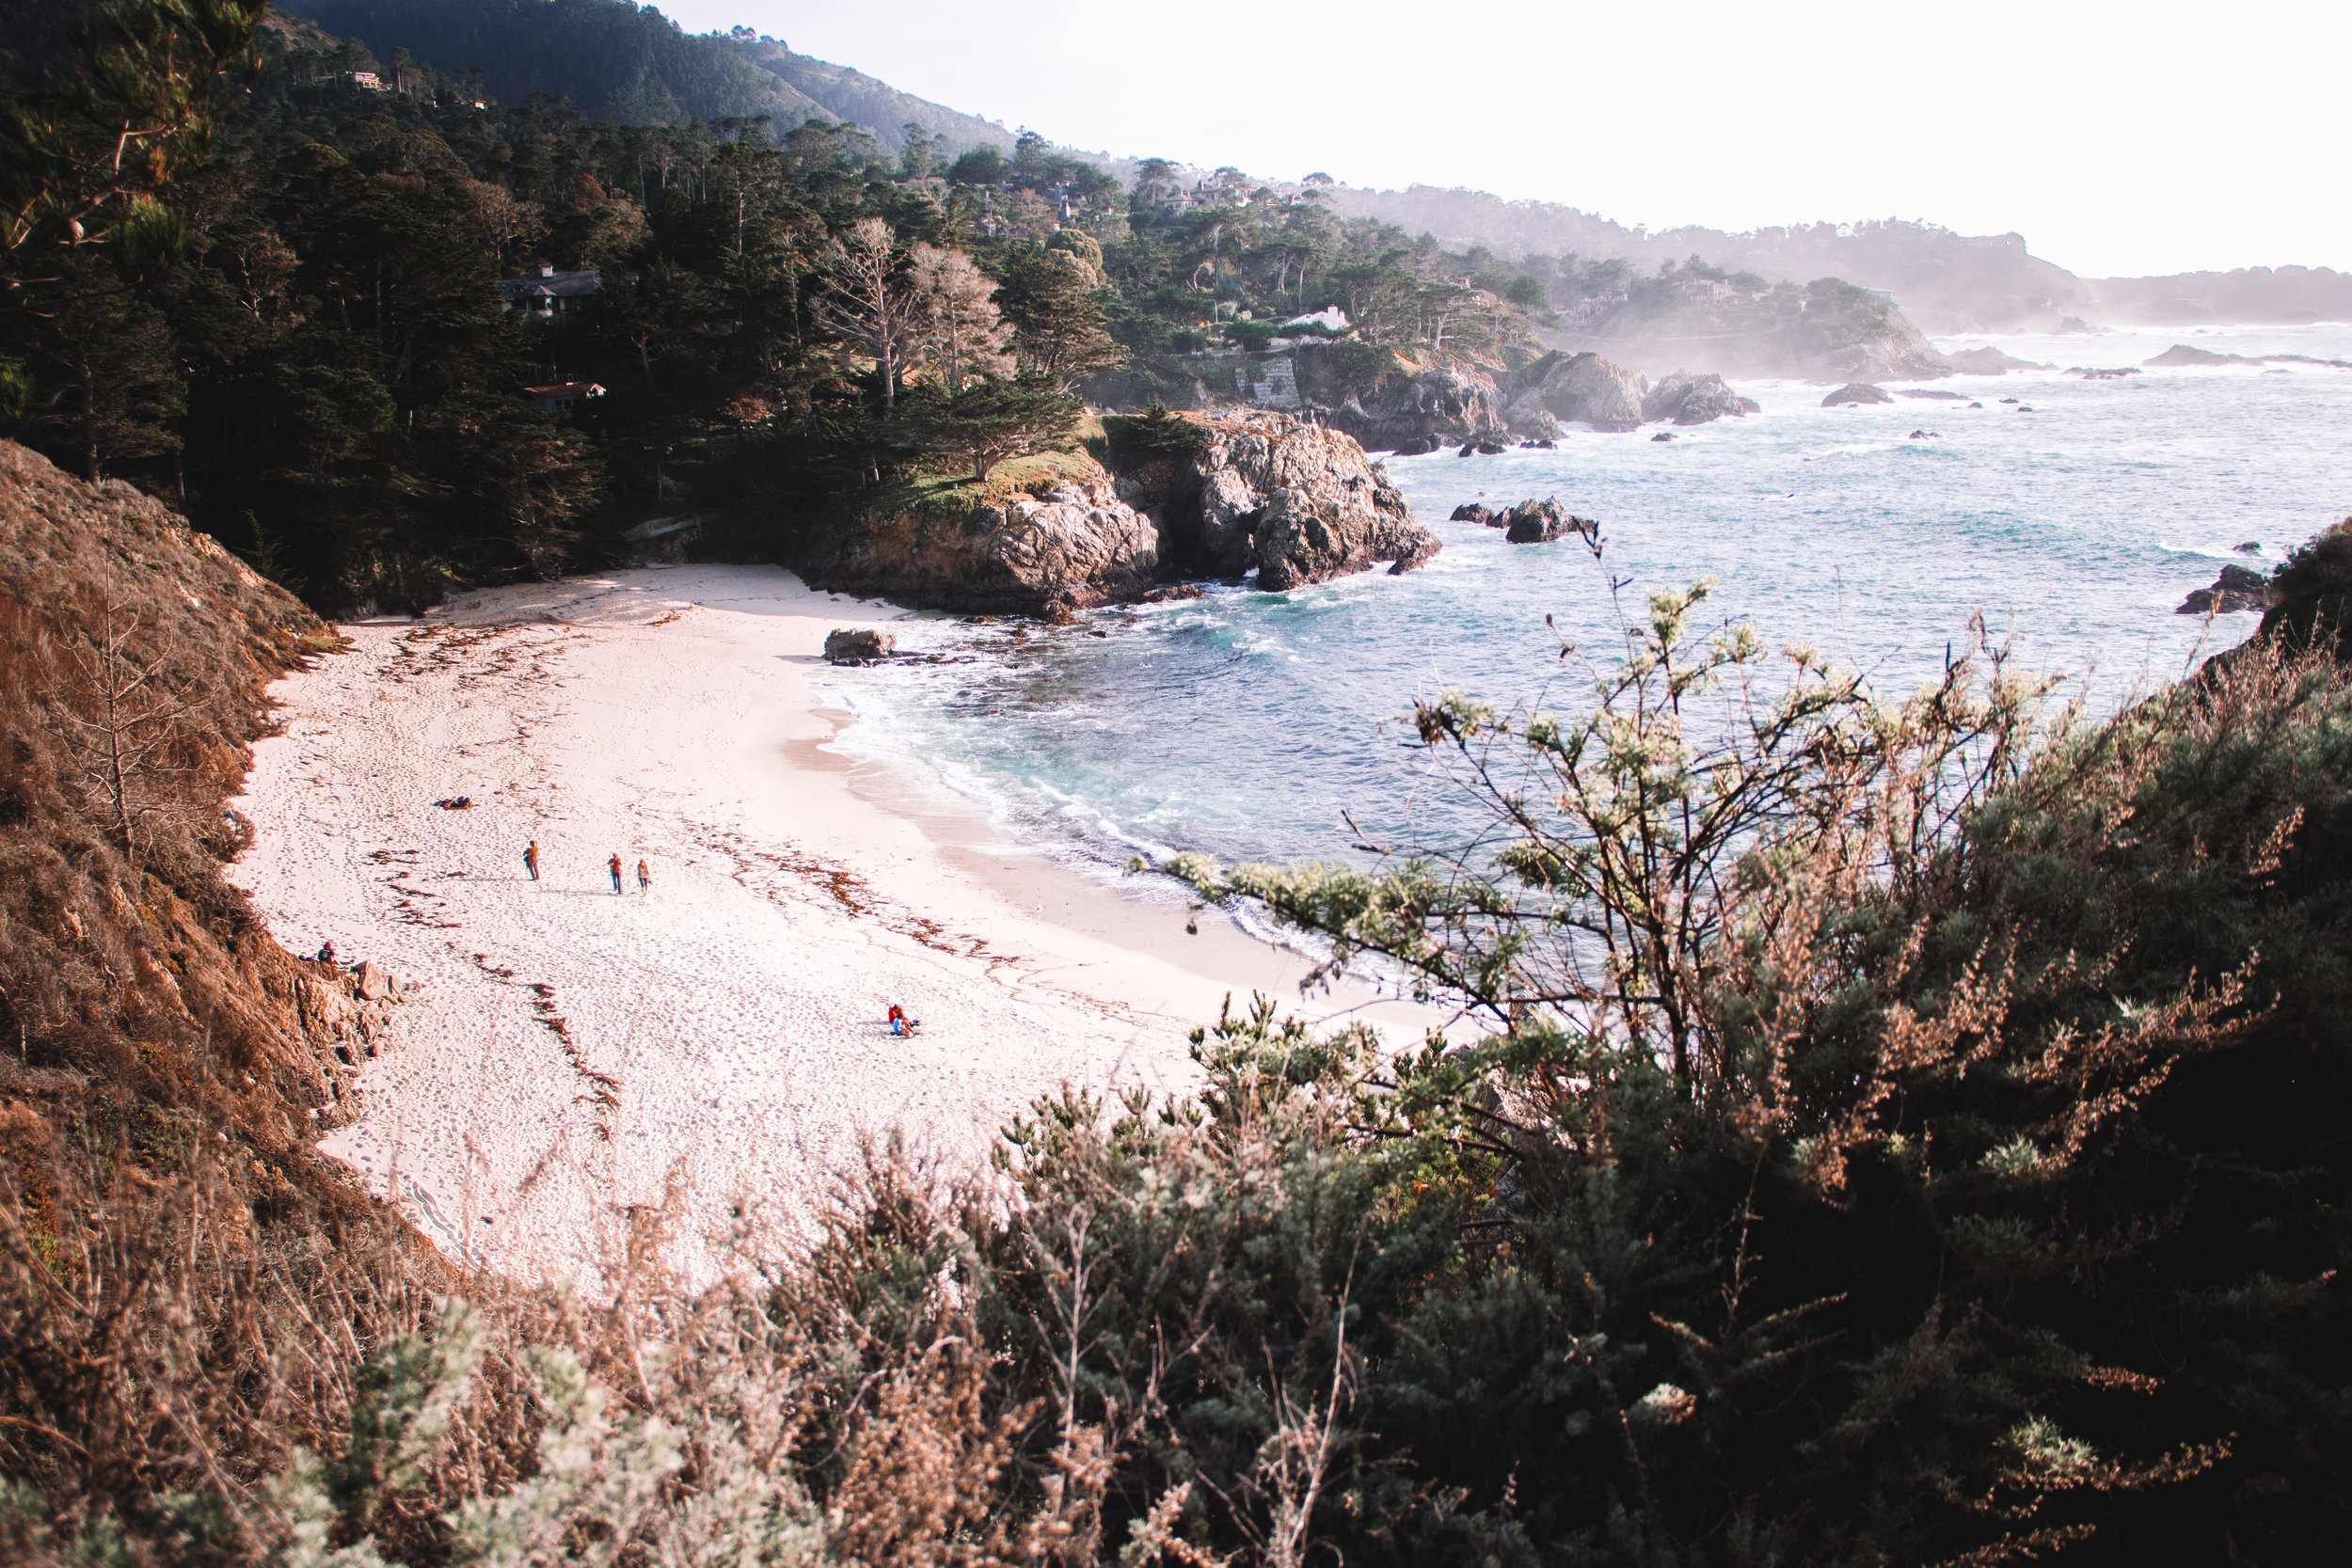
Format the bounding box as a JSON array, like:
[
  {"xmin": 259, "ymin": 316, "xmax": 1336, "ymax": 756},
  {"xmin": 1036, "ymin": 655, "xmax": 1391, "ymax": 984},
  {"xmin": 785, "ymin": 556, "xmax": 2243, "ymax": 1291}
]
[{"xmin": 817, "ymin": 325, "xmax": 2352, "ymax": 882}]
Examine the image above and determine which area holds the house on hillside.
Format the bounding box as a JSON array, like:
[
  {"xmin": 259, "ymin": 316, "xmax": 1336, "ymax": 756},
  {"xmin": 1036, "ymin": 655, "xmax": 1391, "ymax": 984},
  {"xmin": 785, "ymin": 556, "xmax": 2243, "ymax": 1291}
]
[
  {"xmin": 520, "ymin": 380, "xmax": 605, "ymax": 417},
  {"xmin": 342, "ymin": 71, "xmax": 385, "ymax": 90},
  {"xmin": 497, "ymin": 264, "xmax": 602, "ymax": 318}
]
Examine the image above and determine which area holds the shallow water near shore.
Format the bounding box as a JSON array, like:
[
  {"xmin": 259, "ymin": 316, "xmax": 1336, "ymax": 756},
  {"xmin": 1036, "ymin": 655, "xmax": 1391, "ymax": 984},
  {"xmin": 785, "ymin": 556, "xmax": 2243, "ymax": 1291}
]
[{"xmin": 819, "ymin": 324, "xmax": 2352, "ymax": 884}]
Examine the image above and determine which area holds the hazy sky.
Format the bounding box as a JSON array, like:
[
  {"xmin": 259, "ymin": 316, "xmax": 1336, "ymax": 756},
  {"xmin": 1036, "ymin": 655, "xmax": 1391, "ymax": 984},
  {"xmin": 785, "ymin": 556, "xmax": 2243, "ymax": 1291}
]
[{"xmin": 647, "ymin": 0, "xmax": 2346, "ymax": 278}]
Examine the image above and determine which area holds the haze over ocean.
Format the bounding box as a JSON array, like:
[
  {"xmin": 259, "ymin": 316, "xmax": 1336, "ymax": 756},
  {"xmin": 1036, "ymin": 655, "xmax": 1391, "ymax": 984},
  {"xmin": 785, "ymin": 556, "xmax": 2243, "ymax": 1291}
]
[{"xmin": 820, "ymin": 325, "xmax": 2352, "ymax": 881}]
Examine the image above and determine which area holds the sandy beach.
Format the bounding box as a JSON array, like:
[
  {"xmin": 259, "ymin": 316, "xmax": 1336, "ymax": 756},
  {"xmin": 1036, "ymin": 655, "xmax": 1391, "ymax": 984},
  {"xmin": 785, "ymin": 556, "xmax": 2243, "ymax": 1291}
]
[{"xmin": 226, "ymin": 565, "xmax": 1422, "ymax": 1282}]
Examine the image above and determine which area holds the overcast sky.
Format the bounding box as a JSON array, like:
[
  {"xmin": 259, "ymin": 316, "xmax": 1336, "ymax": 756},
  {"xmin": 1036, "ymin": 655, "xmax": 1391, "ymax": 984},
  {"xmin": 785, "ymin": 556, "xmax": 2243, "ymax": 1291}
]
[{"xmin": 647, "ymin": 0, "xmax": 2345, "ymax": 279}]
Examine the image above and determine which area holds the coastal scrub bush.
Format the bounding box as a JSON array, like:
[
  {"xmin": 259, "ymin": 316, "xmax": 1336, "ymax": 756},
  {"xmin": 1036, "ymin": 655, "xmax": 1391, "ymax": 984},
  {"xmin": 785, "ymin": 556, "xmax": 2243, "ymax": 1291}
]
[{"xmin": 1153, "ymin": 578, "xmax": 2352, "ymax": 1562}]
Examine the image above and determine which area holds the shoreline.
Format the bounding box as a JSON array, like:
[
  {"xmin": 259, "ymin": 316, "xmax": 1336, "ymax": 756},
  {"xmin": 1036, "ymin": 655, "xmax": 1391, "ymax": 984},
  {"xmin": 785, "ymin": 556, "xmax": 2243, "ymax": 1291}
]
[{"xmin": 229, "ymin": 564, "xmax": 1436, "ymax": 1284}]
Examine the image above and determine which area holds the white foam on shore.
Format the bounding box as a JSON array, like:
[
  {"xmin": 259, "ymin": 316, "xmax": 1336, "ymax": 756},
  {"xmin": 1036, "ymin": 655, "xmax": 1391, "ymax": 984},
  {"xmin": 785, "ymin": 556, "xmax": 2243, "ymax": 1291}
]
[{"xmin": 228, "ymin": 566, "xmax": 1407, "ymax": 1286}]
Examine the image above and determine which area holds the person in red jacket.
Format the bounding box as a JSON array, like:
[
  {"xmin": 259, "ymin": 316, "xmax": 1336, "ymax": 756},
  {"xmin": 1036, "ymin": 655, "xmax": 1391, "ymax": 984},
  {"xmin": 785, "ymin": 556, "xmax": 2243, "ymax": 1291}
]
[{"xmin": 608, "ymin": 853, "xmax": 624, "ymax": 894}]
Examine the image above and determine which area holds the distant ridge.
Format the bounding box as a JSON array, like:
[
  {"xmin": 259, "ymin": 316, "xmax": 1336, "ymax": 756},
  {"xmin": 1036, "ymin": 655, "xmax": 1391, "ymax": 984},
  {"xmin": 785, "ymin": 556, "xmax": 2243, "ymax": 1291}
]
[
  {"xmin": 1311, "ymin": 183, "xmax": 2352, "ymax": 336},
  {"xmin": 282, "ymin": 0, "xmax": 1018, "ymax": 152}
]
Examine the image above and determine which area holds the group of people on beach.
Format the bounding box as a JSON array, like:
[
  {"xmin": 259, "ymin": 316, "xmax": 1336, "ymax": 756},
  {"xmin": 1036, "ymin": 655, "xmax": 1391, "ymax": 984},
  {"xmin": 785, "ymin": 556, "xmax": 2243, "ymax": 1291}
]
[{"xmin": 521, "ymin": 840, "xmax": 651, "ymax": 895}]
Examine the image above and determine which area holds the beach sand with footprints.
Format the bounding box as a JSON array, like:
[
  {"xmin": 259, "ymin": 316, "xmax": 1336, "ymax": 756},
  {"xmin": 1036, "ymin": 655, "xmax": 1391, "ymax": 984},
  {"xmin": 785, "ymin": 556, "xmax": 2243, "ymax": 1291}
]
[{"xmin": 226, "ymin": 565, "xmax": 1422, "ymax": 1283}]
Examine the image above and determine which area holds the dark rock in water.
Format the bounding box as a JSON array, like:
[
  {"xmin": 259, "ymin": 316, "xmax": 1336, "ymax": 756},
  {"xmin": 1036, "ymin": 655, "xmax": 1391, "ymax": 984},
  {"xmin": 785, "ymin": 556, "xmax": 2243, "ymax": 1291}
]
[
  {"xmin": 1501, "ymin": 497, "xmax": 1597, "ymax": 546},
  {"xmin": 1391, "ymin": 435, "xmax": 1440, "ymax": 456},
  {"xmin": 1456, "ymin": 440, "xmax": 1506, "ymax": 456},
  {"xmin": 1822, "ymin": 383, "xmax": 1893, "ymax": 406},
  {"xmin": 1652, "ymin": 432, "xmax": 1677, "ymax": 442},
  {"xmin": 2235, "ymin": 541, "xmax": 2264, "ymax": 555},
  {"xmin": 1909, "ymin": 430, "xmax": 1933, "ymax": 439},
  {"xmin": 1999, "ymin": 398, "xmax": 2020, "ymax": 404},
  {"xmin": 824, "ymin": 628, "xmax": 896, "ymax": 664},
  {"xmin": 1387, "ymin": 537, "xmax": 1440, "ymax": 574},
  {"xmin": 1970, "ymin": 401, "xmax": 1984, "ymax": 408},
  {"xmin": 1899, "ymin": 388, "xmax": 1968, "ymax": 400},
  {"xmin": 2177, "ymin": 562, "xmax": 2278, "ymax": 615},
  {"xmin": 1643, "ymin": 371, "xmax": 1760, "ymax": 425},
  {"xmin": 1138, "ymin": 583, "xmax": 1206, "ymax": 603},
  {"xmin": 1450, "ymin": 502, "xmax": 1497, "ymax": 524},
  {"xmin": 2071, "ymin": 366, "xmax": 2139, "ymax": 379}
]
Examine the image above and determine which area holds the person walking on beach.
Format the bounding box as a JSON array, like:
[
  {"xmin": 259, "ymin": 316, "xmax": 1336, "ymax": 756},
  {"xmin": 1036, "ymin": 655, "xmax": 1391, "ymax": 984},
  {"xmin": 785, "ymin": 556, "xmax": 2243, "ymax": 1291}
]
[
  {"xmin": 523, "ymin": 841, "xmax": 540, "ymax": 881},
  {"xmin": 636, "ymin": 858, "xmax": 651, "ymax": 894},
  {"xmin": 609, "ymin": 853, "xmax": 625, "ymax": 895}
]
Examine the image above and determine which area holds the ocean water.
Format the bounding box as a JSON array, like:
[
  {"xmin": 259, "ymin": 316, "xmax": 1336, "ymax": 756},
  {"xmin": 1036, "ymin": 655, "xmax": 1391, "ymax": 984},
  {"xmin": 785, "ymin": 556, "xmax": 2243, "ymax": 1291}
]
[{"xmin": 814, "ymin": 324, "xmax": 2352, "ymax": 886}]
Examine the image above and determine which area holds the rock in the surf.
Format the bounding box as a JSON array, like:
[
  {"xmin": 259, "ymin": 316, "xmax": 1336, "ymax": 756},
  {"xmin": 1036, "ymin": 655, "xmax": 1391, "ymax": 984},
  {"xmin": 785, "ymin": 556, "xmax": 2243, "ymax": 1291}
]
[
  {"xmin": 1111, "ymin": 413, "xmax": 1439, "ymax": 591},
  {"xmin": 823, "ymin": 628, "xmax": 897, "ymax": 663},
  {"xmin": 1822, "ymin": 383, "xmax": 1894, "ymax": 406},
  {"xmin": 1451, "ymin": 502, "xmax": 1497, "ymax": 524},
  {"xmin": 1643, "ymin": 372, "xmax": 1759, "ymax": 425},
  {"xmin": 1501, "ymin": 498, "xmax": 1596, "ymax": 545},
  {"xmin": 1505, "ymin": 350, "xmax": 1649, "ymax": 433},
  {"xmin": 2176, "ymin": 563, "xmax": 2278, "ymax": 616}
]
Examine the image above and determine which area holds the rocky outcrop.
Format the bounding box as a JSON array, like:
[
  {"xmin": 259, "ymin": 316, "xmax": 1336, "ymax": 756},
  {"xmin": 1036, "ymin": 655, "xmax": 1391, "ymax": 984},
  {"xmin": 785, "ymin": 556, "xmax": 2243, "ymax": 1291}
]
[
  {"xmin": 1505, "ymin": 351, "xmax": 1647, "ymax": 432},
  {"xmin": 815, "ymin": 461, "xmax": 1161, "ymax": 616},
  {"xmin": 1450, "ymin": 503, "xmax": 1497, "ymax": 524},
  {"xmin": 1812, "ymin": 317, "xmax": 1951, "ymax": 382},
  {"xmin": 823, "ymin": 628, "xmax": 896, "ymax": 663},
  {"xmin": 1499, "ymin": 498, "xmax": 1597, "ymax": 546},
  {"xmin": 2176, "ymin": 563, "xmax": 2278, "ymax": 616},
  {"xmin": 1642, "ymin": 372, "xmax": 1760, "ymax": 425},
  {"xmin": 1129, "ymin": 417, "xmax": 1438, "ymax": 591},
  {"xmin": 1946, "ymin": 347, "xmax": 2054, "ymax": 374},
  {"xmin": 1822, "ymin": 384, "xmax": 1893, "ymax": 406},
  {"xmin": 1319, "ymin": 358, "xmax": 1512, "ymax": 451},
  {"xmin": 811, "ymin": 417, "xmax": 1435, "ymax": 612}
]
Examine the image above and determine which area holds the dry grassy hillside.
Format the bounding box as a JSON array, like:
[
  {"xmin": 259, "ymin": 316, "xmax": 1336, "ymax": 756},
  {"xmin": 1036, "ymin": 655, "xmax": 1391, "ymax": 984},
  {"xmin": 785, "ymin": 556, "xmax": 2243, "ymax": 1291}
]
[{"xmin": 0, "ymin": 441, "xmax": 440, "ymax": 1543}]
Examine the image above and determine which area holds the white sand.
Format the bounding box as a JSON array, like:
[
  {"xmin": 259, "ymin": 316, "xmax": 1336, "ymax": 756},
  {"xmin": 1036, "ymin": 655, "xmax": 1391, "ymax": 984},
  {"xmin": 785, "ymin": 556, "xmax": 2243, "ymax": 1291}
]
[{"xmin": 228, "ymin": 566, "xmax": 1422, "ymax": 1282}]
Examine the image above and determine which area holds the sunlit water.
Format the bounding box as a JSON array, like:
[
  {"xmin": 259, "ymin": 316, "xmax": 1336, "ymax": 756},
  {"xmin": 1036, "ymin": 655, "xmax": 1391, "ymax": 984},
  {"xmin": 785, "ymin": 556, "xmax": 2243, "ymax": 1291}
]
[{"xmin": 812, "ymin": 325, "xmax": 2352, "ymax": 893}]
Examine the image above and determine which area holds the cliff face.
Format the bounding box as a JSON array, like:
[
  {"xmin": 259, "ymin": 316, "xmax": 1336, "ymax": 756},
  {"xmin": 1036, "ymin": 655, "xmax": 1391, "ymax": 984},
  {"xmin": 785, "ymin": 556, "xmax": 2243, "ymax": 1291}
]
[
  {"xmin": 0, "ymin": 441, "xmax": 405, "ymax": 1239},
  {"xmin": 808, "ymin": 417, "xmax": 1437, "ymax": 612}
]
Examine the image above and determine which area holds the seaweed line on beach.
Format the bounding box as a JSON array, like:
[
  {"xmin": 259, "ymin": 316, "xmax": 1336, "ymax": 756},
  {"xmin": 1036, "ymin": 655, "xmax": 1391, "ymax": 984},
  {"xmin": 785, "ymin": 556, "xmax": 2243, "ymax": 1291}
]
[
  {"xmin": 466, "ymin": 953, "xmax": 620, "ymax": 1141},
  {"xmin": 698, "ymin": 828, "xmax": 1024, "ymax": 976}
]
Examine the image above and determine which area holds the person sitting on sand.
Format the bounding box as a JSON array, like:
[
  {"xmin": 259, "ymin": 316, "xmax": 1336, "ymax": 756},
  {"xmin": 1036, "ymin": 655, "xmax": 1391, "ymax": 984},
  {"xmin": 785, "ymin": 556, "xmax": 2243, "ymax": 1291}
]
[
  {"xmin": 316, "ymin": 940, "xmax": 336, "ymax": 965},
  {"xmin": 637, "ymin": 858, "xmax": 651, "ymax": 894},
  {"xmin": 887, "ymin": 1004, "xmax": 905, "ymax": 1036},
  {"xmin": 608, "ymin": 853, "xmax": 624, "ymax": 895},
  {"xmin": 523, "ymin": 841, "xmax": 540, "ymax": 881}
]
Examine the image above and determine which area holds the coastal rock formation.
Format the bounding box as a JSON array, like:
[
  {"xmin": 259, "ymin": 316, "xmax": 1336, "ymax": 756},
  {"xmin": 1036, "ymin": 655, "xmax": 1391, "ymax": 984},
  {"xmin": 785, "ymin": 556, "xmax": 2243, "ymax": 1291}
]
[
  {"xmin": 1112, "ymin": 414, "xmax": 1438, "ymax": 592},
  {"xmin": 2176, "ymin": 563, "xmax": 2278, "ymax": 616},
  {"xmin": 818, "ymin": 463, "xmax": 1161, "ymax": 615},
  {"xmin": 1822, "ymin": 383, "xmax": 1894, "ymax": 406},
  {"xmin": 823, "ymin": 627, "xmax": 897, "ymax": 663},
  {"xmin": 1946, "ymin": 347, "xmax": 2054, "ymax": 374},
  {"xmin": 1813, "ymin": 314, "xmax": 1952, "ymax": 382},
  {"xmin": 1899, "ymin": 388, "xmax": 1968, "ymax": 400},
  {"xmin": 1642, "ymin": 372, "xmax": 1761, "ymax": 425},
  {"xmin": 1450, "ymin": 503, "xmax": 1497, "ymax": 524},
  {"xmin": 1319, "ymin": 358, "xmax": 1510, "ymax": 451},
  {"xmin": 815, "ymin": 418, "xmax": 1435, "ymax": 611},
  {"xmin": 1505, "ymin": 351, "xmax": 1648, "ymax": 433},
  {"xmin": 1499, "ymin": 498, "xmax": 1596, "ymax": 545}
]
